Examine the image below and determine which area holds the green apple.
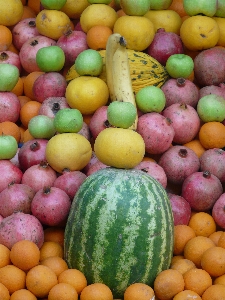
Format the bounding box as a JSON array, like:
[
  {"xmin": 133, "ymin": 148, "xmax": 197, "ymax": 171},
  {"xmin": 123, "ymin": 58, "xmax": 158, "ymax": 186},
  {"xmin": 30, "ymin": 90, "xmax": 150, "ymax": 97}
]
[
  {"xmin": 197, "ymin": 94, "xmax": 225, "ymax": 122},
  {"xmin": 87, "ymin": 0, "xmax": 111, "ymax": 3},
  {"xmin": 28, "ymin": 115, "xmax": 56, "ymax": 139},
  {"xmin": 75, "ymin": 49, "xmax": 103, "ymax": 76},
  {"xmin": 0, "ymin": 135, "xmax": 18, "ymax": 160},
  {"xmin": 215, "ymin": 0, "xmax": 225, "ymax": 17},
  {"xmin": 0, "ymin": 64, "xmax": 19, "ymax": 92},
  {"xmin": 40, "ymin": 0, "xmax": 67, "ymax": 10},
  {"xmin": 149, "ymin": 0, "xmax": 172, "ymax": 10},
  {"xmin": 135, "ymin": 86, "xmax": 166, "ymax": 113},
  {"xmin": 183, "ymin": 0, "xmax": 217, "ymax": 17},
  {"xmin": 120, "ymin": 0, "xmax": 151, "ymax": 16},
  {"xmin": 107, "ymin": 101, "xmax": 137, "ymax": 129},
  {"xmin": 36, "ymin": 46, "xmax": 65, "ymax": 72},
  {"xmin": 165, "ymin": 54, "xmax": 194, "ymax": 79},
  {"xmin": 54, "ymin": 108, "xmax": 83, "ymax": 133}
]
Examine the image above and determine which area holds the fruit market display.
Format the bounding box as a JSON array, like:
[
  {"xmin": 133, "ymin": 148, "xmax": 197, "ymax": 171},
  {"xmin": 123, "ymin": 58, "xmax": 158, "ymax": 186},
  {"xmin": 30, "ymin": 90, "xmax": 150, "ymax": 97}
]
[{"xmin": 2, "ymin": 0, "xmax": 225, "ymax": 299}]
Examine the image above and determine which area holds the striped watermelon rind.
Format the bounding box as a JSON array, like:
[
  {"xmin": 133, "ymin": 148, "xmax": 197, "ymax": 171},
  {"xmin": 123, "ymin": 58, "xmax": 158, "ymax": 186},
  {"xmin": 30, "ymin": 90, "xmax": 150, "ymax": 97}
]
[{"xmin": 64, "ymin": 168, "xmax": 174, "ymax": 298}]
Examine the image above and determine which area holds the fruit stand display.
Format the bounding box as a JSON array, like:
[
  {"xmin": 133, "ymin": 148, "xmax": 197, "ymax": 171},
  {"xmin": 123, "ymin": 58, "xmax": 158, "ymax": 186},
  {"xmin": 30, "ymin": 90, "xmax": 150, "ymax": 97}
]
[{"xmin": 1, "ymin": 0, "xmax": 225, "ymax": 299}]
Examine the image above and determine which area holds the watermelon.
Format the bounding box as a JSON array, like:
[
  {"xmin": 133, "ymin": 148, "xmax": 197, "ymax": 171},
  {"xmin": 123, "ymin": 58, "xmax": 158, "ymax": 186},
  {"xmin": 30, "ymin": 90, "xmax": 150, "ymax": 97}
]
[{"xmin": 64, "ymin": 168, "xmax": 174, "ymax": 298}]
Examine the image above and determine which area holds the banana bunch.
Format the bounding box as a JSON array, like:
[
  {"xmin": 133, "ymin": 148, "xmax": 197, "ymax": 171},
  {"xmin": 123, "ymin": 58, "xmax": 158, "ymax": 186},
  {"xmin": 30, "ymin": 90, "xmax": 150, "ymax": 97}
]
[{"xmin": 105, "ymin": 33, "xmax": 138, "ymax": 130}]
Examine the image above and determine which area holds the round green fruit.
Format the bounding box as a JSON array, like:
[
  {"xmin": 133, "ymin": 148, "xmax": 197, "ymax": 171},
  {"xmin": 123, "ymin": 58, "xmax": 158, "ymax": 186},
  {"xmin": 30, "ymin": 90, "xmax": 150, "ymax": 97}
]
[
  {"xmin": 120, "ymin": 0, "xmax": 151, "ymax": 16},
  {"xmin": 0, "ymin": 135, "xmax": 18, "ymax": 159},
  {"xmin": 135, "ymin": 86, "xmax": 166, "ymax": 113},
  {"xmin": 36, "ymin": 46, "xmax": 65, "ymax": 72},
  {"xmin": 0, "ymin": 64, "xmax": 19, "ymax": 92},
  {"xmin": 87, "ymin": 0, "xmax": 111, "ymax": 4},
  {"xmin": 40, "ymin": 0, "xmax": 67, "ymax": 10},
  {"xmin": 107, "ymin": 101, "xmax": 137, "ymax": 129},
  {"xmin": 197, "ymin": 94, "xmax": 225, "ymax": 122},
  {"xmin": 28, "ymin": 115, "xmax": 56, "ymax": 139},
  {"xmin": 75, "ymin": 49, "xmax": 103, "ymax": 76},
  {"xmin": 54, "ymin": 108, "xmax": 83, "ymax": 133},
  {"xmin": 165, "ymin": 54, "xmax": 194, "ymax": 79}
]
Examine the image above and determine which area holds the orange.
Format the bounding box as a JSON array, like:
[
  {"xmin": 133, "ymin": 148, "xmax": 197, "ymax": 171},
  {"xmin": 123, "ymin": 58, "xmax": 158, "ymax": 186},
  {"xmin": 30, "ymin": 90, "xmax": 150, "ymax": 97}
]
[
  {"xmin": 170, "ymin": 258, "xmax": 196, "ymax": 275},
  {"xmin": 168, "ymin": 0, "xmax": 188, "ymax": 18},
  {"xmin": 60, "ymin": 0, "xmax": 90, "ymax": 19},
  {"xmin": 18, "ymin": 95, "xmax": 32, "ymax": 108},
  {"xmin": 154, "ymin": 269, "xmax": 184, "ymax": 300},
  {"xmin": 0, "ymin": 121, "xmax": 21, "ymax": 143},
  {"xmin": 201, "ymin": 246, "xmax": 225, "ymax": 277},
  {"xmin": 124, "ymin": 283, "xmax": 155, "ymax": 300},
  {"xmin": 214, "ymin": 273, "xmax": 225, "ymax": 285},
  {"xmin": 10, "ymin": 240, "xmax": 40, "ymax": 272},
  {"xmin": 19, "ymin": 100, "xmax": 42, "ymax": 128},
  {"xmin": 171, "ymin": 255, "xmax": 185, "ymax": 265},
  {"xmin": 188, "ymin": 212, "xmax": 217, "ymax": 237},
  {"xmin": 202, "ymin": 284, "xmax": 225, "ymax": 300},
  {"xmin": 180, "ymin": 15, "xmax": 220, "ymax": 51},
  {"xmin": 86, "ymin": 25, "xmax": 113, "ymax": 50},
  {"xmin": 0, "ymin": 0, "xmax": 24, "ymax": 26},
  {"xmin": 113, "ymin": 15, "xmax": 155, "ymax": 51},
  {"xmin": 183, "ymin": 139, "xmax": 206, "ymax": 158},
  {"xmin": 183, "ymin": 236, "xmax": 215, "ymax": 268},
  {"xmin": 80, "ymin": 4, "xmax": 118, "ymax": 33},
  {"xmin": 144, "ymin": 9, "xmax": 182, "ymax": 35},
  {"xmin": 217, "ymin": 232, "xmax": 225, "ymax": 249},
  {"xmin": 48, "ymin": 282, "xmax": 78, "ymax": 300},
  {"xmin": 21, "ymin": 128, "xmax": 34, "ymax": 143},
  {"xmin": 10, "ymin": 289, "xmax": 37, "ymax": 300},
  {"xmin": 35, "ymin": 9, "xmax": 71, "ymax": 40},
  {"xmin": 209, "ymin": 231, "xmax": 223, "ymax": 246},
  {"xmin": 183, "ymin": 268, "xmax": 212, "ymax": 296},
  {"xmin": 198, "ymin": 121, "xmax": 225, "ymax": 149},
  {"xmin": 20, "ymin": 5, "xmax": 37, "ymax": 20},
  {"xmin": 23, "ymin": 71, "xmax": 44, "ymax": 101},
  {"xmin": 27, "ymin": 0, "xmax": 41, "ymax": 14},
  {"xmin": 39, "ymin": 241, "xmax": 64, "ymax": 261},
  {"xmin": 0, "ymin": 244, "xmax": 11, "ymax": 268},
  {"xmin": 7, "ymin": 43, "xmax": 19, "ymax": 54},
  {"xmin": 117, "ymin": 9, "xmax": 126, "ymax": 17},
  {"xmin": 173, "ymin": 290, "xmax": 202, "ymax": 300},
  {"xmin": 173, "ymin": 224, "xmax": 196, "ymax": 255},
  {"xmin": 26, "ymin": 265, "xmax": 58, "ymax": 298},
  {"xmin": 40, "ymin": 256, "xmax": 68, "ymax": 277},
  {"xmin": 0, "ymin": 265, "xmax": 26, "ymax": 295},
  {"xmin": 44, "ymin": 226, "xmax": 65, "ymax": 247},
  {"xmin": 58, "ymin": 269, "xmax": 87, "ymax": 295},
  {"xmin": 213, "ymin": 17, "xmax": 225, "ymax": 47},
  {"xmin": 80, "ymin": 283, "xmax": 113, "ymax": 300},
  {"xmin": 0, "ymin": 25, "xmax": 12, "ymax": 51},
  {"xmin": 11, "ymin": 77, "xmax": 24, "ymax": 97},
  {"xmin": 0, "ymin": 282, "xmax": 10, "ymax": 300},
  {"xmin": 66, "ymin": 76, "xmax": 109, "ymax": 115}
]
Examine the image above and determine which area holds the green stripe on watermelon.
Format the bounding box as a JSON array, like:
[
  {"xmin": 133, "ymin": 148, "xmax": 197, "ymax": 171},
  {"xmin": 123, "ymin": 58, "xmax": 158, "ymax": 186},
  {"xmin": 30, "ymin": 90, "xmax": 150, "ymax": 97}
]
[{"xmin": 64, "ymin": 168, "xmax": 174, "ymax": 299}]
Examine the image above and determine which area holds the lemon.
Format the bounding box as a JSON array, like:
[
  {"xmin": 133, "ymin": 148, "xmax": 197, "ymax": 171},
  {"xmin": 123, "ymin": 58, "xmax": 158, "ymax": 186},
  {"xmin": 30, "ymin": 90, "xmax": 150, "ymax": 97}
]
[
  {"xmin": 94, "ymin": 127, "xmax": 145, "ymax": 169},
  {"xmin": 65, "ymin": 76, "xmax": 109, "ymax": 115},
  {"xmin": 45, "ymin": 133, "xmax": 92, "ymax": 173}
]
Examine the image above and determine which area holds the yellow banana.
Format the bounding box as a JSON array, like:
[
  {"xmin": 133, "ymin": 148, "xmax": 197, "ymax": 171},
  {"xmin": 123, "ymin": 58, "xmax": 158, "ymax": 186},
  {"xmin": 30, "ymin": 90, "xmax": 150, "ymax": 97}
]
[
  {"xmin": 105, "ymin": 33, "xmax": 123, "ymax": 102},
  {"xmin": 112, "ymin": 36, "xmax": 138, "ymax": 130}
]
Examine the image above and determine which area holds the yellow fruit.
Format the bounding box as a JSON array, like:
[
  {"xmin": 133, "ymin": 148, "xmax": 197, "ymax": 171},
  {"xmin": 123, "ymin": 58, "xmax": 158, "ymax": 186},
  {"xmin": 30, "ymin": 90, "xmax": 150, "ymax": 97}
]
[
  {"xmin": 65, "ymin": 76, "xmax": 109, "ymax": 115},
  {"xmin": 144, "ymin": 10, "xmax": 182, "ymax": 35},
  {"xmin": 36, "ymin": 9, "xmax": 71, "ymax": 40},
  {"xmin": 0, "ymin": 0, "xmax": 24, "ymax": 26},
  {"xmin": 213, "ymin": 17, "xmax": 225, "ymax": 47},
  {"xmin": 80, "ymin": 4, "xmax": 118, "ymax": 33},
  {"xmin": 180, "ymin": 15, "xmax": 220, "ymax": 51},
  {"xmin": 113, "ymin": 15, "xmax": 155, "ymax": 51},
  {"xmin": 60, "ymin": 0, "xmax": 90, "ymax": 19},
  {"xmin": 94, "ymin": 127, "xmax": 145, "ymax": 169},
  {"xmin": 45, "ymin": 133, "xmax": 92, "ymax": 173}
]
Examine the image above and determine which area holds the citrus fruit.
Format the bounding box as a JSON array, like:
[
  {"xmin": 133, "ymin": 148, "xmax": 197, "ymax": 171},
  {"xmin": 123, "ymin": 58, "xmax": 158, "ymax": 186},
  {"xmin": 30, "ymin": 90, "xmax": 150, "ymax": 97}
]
[
  {"xmin": 80, "ymin": 283, "xmax": 113, "ymax": 300},
  {"xmin": 58, "ymin": 269, "xmax": 88, "ymax": 295},
  {"xmin": 0, "ymin": 0, "xmax": 24, "ymax": 26},
  {"xmin": 45, "ymin": 133, "xmax": 92, "ymax": 173},
  {"xmin": 0, "ymin": 25, "xmax": 12, "ymax": 51},
  {"xmin": 60, "ymin": 0, "xmax": 90, "ymax": 19},
  {"xmin": 48, "ymin": 282, "xmax": 78, "ymax": 300},
  {"xmin": 198, "ymin": 121, "xmax": 225, "ymax": 149},
  {"xmin": 124, "ymin": 283, "xmax": 155, "ymax": 300},
  {"xmin": 94, "ymin": 127, "xmax": 145, "ymax": 168}
]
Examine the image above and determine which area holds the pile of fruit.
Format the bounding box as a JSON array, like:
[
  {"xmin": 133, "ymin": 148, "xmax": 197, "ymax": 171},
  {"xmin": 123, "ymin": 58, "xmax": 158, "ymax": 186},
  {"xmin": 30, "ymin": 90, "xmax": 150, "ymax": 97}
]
[{"xmin": 1, "ymin": 0, "xmax": 225, "ymax": 299}]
